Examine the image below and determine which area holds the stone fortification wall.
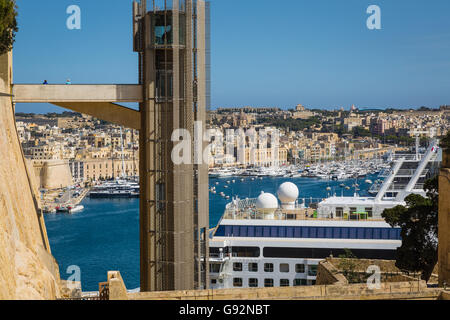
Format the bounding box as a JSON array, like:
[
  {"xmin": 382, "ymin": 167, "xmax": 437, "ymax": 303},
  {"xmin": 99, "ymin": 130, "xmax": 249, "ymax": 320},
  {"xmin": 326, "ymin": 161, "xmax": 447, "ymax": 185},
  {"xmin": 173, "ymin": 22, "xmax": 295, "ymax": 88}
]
[
  {"xmin": 0, "ymin": 52, "xmax": 61, "ymax": 299},
  {"xmin": 32, "ymin": 160, "xmax": 73, "ymax": 190}
]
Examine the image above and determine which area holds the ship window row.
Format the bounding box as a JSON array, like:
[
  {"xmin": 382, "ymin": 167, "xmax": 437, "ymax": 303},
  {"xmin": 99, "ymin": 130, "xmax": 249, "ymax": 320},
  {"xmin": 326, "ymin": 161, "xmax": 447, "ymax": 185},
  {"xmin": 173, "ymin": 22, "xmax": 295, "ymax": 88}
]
[
  {"xmin": 210, "ymin": 246, "xmax": 260, "ymax": 258},
  {"xmin": 215, "ymin": 225, "xmax": 401, "ymax": 240},
  {"xmin": 211, "ymin": 246, "xmax": 397, "ymax": 260},
  {"xmin": 231, "ymin": 262, "xmax": 310, "ymax": 274},
  {"xmin": 232, "ymin": 278, "xmax": 315, "ymax": 288},
  {"xmin": 263, "ymin": 247, "xmax": 397, "ymax": 260}
]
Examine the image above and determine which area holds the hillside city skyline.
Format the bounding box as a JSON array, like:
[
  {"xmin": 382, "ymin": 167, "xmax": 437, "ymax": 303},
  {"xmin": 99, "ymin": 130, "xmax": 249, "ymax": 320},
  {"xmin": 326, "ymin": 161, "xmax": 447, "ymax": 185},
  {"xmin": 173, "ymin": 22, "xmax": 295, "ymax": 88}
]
[{"xmin": 12, "ymin": 0, "xmax": 450, "ymax": 114}]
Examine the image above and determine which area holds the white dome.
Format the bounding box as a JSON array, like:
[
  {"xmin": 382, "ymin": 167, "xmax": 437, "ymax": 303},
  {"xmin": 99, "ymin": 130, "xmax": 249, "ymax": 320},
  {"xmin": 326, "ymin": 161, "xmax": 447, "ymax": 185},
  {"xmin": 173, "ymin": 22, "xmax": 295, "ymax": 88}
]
[
  {"xmin": 277, "ymin": 182, "xmax": 299, "ymax": 203},
  {"xmin": 256, "ymin": 192, "xmax": 278, "ymax": 210}
]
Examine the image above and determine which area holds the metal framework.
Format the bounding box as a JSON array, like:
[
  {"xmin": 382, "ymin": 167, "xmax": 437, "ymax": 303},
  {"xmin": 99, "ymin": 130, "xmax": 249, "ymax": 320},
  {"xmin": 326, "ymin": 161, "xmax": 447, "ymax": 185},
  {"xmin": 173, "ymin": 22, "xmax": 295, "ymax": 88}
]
[{"xmin": 134, "ymin": 0, "xmax": 209, "ymax": 291}]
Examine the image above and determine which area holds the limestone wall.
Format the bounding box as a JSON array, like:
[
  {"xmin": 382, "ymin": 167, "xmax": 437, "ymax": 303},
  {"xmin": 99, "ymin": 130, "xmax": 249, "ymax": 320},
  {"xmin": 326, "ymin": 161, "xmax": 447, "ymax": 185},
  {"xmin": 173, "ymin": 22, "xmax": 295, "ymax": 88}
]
[
  {"xmin": 32, "ymin": 160, "xmax": 73, "ymax": 190},
  {"xmin": 316, "ymin": 260, "xmax": 348, "ymax": 285},
  {"xmin": 439, "ymin": 151, "xmax": 450, "ymax": 286},
  {"xmin": 102, "ymin": 271, "xmax": 441, "ymax": 301},
  {"xmin": 316, "ymin": 258, "xmax": 418, "ymax": 285},
  {"xmin": 125, "ymin": 279, "xmax": 438, "ymax": 300},
  {"xmin": 0, "ymin": 52, "xmax": 61, "ymax": 299}
]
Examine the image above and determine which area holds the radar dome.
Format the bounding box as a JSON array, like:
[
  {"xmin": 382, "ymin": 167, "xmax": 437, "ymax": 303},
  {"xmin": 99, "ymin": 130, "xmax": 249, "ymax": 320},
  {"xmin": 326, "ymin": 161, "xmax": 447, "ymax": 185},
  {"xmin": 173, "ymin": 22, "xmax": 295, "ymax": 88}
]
[
  {"xmin": 256, "ymin": 192, "xmax": 278, "ymax": 210},
  {"xmin": 277, "ymin": 182, "xmax": 299, "ymax": 203}
]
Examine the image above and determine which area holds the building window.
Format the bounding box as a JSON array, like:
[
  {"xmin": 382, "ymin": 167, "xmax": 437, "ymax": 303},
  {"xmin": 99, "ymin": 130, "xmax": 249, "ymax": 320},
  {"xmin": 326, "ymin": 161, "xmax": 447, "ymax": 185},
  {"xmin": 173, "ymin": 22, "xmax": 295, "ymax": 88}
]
[
  {"xmin": 233, "ymin": 263, "xmax": 243, "ymax": 272},
  {"xmin": 248, "ymin": 263, "xmax": 258, "ymax": 272},
  {"xmin": 295, "ymin": 264, "xmax": 305, "ymax": 273},
  {"xmin": 280, "ymin": 263, "xmax": 289, "ymax": 273},
  {"xmin": 153, "ymin": 14, "xmax": 173, "ymax": 45},
  {"xmin": 365, "ymin": 207, "xmax": 373, "ymax": 218},
  {"xmin": 233, "ymin": 278, "xmax": 243, "ymax": 287},
  {"xmin": 280, "ymin": 279, "xmax": 290, "ymax": 287},
  {"xmin": 264, "ymin": 279, "xmax": 274, "ymax": 287},
  {"xmin": 308, "ymin": 265, "xmax": 318, "ymax": 277},
  {"xmin": 336, "ymin": 207, "xmax": 343, "ymax": 218},
  {"xmin": 211, "ymin": 279, "xmax": 217, "ymax": 285},
  {"xmin": 210, "ymin": 263, "xmax": 221, "ymax": 273},
  {"xmin": 294, "ymin": 279, "xmax": 307, "ymax": 286},
  {"xmin": 264, "ymin": 263, "xmax": 274, "ymax": 272},
  {"xmin": 248, "ymin": 278, "xmax": 258, "ymax": 288}
]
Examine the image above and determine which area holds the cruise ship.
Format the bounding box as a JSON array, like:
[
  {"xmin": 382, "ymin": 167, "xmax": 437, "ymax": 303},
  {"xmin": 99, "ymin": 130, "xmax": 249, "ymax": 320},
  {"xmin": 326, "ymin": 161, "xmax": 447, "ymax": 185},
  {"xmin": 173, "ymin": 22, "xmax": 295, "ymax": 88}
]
[{"xmin": 208, "ymin": 140, "xmax": 441, "ymax": 290}]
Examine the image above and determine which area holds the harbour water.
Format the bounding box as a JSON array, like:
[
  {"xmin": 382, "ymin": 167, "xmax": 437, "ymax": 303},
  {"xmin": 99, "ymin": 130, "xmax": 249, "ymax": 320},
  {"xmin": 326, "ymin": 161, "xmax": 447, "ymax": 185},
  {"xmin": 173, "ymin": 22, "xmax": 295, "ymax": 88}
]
[{"xmin": 44, "ymin": 175, "xmax": 377, "ymax": 291}]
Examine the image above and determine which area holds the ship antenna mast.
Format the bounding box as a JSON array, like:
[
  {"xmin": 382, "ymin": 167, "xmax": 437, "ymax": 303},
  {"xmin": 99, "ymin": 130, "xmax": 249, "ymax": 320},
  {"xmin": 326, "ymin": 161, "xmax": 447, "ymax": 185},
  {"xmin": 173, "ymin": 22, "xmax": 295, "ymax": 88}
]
[{"xmin": 120, "ymin": 126, "xmax": 126, "ymax": 179}]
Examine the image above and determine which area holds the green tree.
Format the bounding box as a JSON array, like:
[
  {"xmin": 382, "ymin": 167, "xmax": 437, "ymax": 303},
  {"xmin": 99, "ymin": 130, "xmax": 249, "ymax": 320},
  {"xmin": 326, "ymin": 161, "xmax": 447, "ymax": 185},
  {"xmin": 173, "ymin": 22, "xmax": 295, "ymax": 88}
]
[
  {"xmin": 0, "ymin": 0, "xmax": 18, "ymax": 55},
  {"xmin": 352, "ymin": 126, "xmax": 372, "ymax": 138},
  {"xmin": 381, "ymin": 177, "xmax": 439, "ymax": 282}
]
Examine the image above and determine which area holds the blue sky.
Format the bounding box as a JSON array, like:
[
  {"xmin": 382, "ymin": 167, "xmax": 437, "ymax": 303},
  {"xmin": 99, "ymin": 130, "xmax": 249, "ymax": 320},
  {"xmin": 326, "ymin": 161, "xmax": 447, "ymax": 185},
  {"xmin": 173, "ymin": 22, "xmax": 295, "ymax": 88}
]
[{"xmin": 13, "ymin": 0, "xmax": 450, "ymax": 113}]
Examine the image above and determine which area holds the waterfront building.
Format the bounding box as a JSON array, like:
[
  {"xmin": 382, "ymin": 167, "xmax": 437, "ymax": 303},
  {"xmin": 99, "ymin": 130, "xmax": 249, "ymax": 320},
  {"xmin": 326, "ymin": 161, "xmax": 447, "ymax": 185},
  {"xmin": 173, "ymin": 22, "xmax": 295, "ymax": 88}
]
[{"xmin": 69, "ymin": 158, "xmax": 138, "ymax": 182}]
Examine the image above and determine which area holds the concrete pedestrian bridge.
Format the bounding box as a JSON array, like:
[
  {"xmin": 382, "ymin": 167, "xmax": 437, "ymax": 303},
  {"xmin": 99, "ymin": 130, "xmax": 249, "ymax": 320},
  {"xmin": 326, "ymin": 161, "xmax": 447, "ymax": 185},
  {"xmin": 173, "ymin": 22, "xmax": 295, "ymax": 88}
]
[
  {"xmin": 12, "ymin": 84, "xmax": 143, "ymax": 103},
  {"xmin": 12, "ymin": 84, "xmax": 142, "ymax": 130}
]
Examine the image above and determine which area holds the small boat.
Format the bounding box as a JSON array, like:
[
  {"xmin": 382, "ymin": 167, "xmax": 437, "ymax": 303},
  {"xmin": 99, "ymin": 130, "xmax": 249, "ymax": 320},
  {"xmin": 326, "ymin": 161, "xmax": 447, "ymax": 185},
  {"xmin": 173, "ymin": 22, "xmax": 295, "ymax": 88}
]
[
  {"xmin": 68, "ymin": 205, "xmax": 84, "ymax": 213},
  {"xmin": 56, "ymin": 205, "xmax": 84, "ymax": 214}
]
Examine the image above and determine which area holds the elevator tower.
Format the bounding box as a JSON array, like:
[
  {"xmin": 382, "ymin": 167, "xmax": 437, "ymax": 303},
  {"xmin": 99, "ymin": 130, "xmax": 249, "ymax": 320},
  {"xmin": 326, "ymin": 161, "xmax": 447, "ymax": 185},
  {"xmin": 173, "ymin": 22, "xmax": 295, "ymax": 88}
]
[{"xmin": 133, "ymin": 0, "xmax": 210, "ymax": 291}]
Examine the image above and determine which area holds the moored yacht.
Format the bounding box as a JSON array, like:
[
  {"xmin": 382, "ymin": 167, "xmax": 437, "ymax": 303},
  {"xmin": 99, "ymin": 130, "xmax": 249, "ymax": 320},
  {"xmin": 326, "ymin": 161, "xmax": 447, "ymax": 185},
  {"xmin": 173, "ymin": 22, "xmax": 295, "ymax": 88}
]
[
  {"xmin": 56, "ymin": 204, "xmax": 84, "ymax": 213},
  {"xmin": 89, "ymin": 178, "xmax": 140, "ymax": 198}
]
